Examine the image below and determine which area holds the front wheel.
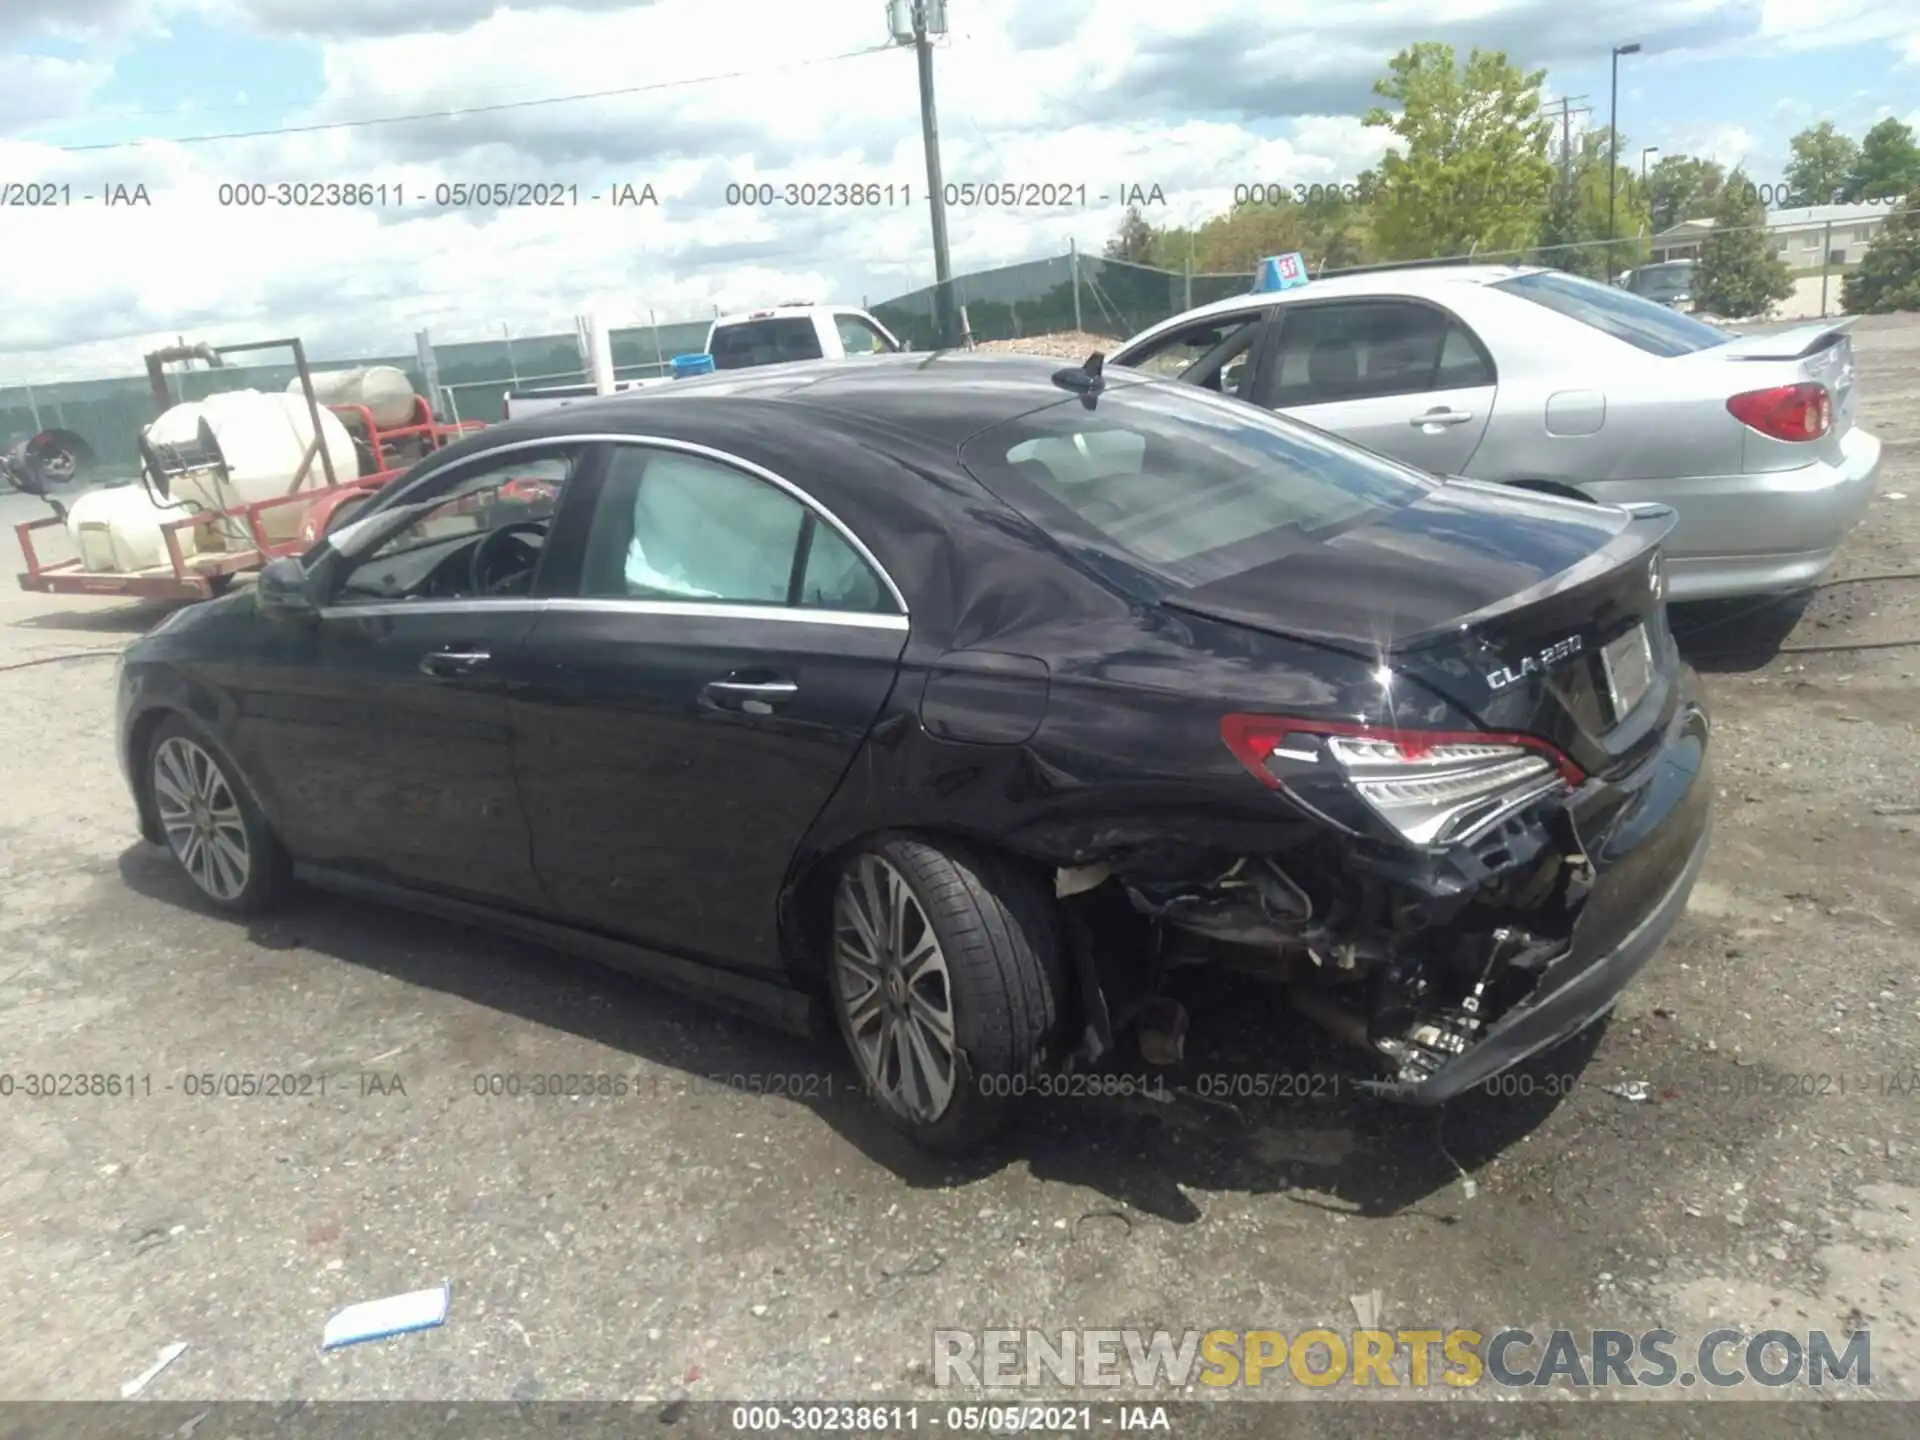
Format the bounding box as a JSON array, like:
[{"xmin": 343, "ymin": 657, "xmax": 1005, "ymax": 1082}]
[
  {"xmin": 147, "ymin": 716, "xmax": 289, "ymax": 915},
  {"xmin": 829, "ymin": 836, "xmax": 1066, "ymax": 1153}
]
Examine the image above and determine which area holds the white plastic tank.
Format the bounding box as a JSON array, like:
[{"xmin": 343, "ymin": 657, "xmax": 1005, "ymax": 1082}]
[
  {"xmin": 66, "ymin": 485, "xmax": 171, "ymax": 573},
  {"xmin": 60, "ymin": 390, "xmax": 364, "ymax": 573},
  {"xmin": 150, "ymin": 390, "xmax": 360, "ymax": 549},
  {"xmin": 295, "ymin": 366, "xmax": 417, "ymax": 430}
]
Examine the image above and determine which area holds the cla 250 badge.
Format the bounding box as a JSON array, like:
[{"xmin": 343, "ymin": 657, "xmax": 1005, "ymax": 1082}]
[{"xmin": 1486, "ymin": 634, "xmax": 1584, "ymax": 690}]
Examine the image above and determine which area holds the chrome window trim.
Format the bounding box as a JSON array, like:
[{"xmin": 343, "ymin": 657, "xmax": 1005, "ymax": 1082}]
[
  {"xmin": 317, "ymin": 597, "xmax": 908, "ymax": 631},
  {"xmin": 333, "ymin": 431, "xmax": 910, "ymax": 620}
]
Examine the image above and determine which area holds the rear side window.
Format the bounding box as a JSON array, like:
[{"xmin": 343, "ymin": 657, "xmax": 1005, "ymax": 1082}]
[
  {"xmin": 574, "ymin": 445, "xmax": 893, "ymax": 613},
  {"xmin": 833, "ymin": 313, "xmax": 898, "ymax": 356},
  {"xmin": 959, "ymin": 382, "xmax": 1431, "ymax": 588},
  {"xmin": 1261, "ymin": 300, "xmax": 1493, "ymax": 407},
  {"xmin": 709, "ymin": 317, "xmax": 825, "ymax": 369},
  {"xmin": 1493, "ymin": 270, "xmax": 1725, "ymax": 357}
]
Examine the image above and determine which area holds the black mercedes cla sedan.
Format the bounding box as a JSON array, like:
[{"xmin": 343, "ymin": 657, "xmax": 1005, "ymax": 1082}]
[{"xmin": 117, "ymin": 352, "xmax": 1710, "ymax": 1152}]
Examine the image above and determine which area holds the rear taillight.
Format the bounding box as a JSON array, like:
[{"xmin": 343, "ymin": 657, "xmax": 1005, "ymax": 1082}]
[
  {"xmin": 1221, "ymin": 715, "xmax": 1584, "ymax": 848},
  {"xmin": 1727, "ymin": 383, "xmax": 1830, "ymax": 441}
]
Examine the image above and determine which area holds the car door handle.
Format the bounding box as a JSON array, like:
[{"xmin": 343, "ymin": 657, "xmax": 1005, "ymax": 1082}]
[
  {"xmin": 1412, "ymin": 407, "xmax": 1475, "ymax": 427},
  {"xmin": 703, "ymin": 677, "xmax": 798, "ymax": 712},
  {"xmin": 420, "ymin": 648, "xmax": 491, "ymax": 677}
]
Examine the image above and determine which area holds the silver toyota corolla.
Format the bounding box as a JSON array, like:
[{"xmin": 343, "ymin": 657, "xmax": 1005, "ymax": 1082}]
[{"xmin": 1109, "ymin": 264, "xmax": 1881, "ymax": 600}]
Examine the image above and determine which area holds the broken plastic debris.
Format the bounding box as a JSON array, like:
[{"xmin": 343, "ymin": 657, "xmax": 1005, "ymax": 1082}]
[
  {"xmin": 121, "ymin": 1341, "xmax": 188, "ymax": 1398},
  {"xmin": 1054, "ymin": 863, "xmax": 1110, "ymax": 898},
  {"xmin": 1605, "ymin": 1080, "xmax": 1655, "ymax": 1103},
  {"xmin": 1350, "ymin": 1289, "xmax": 1384, "ymax": 1329},
  {"xmin": 321, "ymin": 1283, "xmax": 452, "ymax": 1349}
]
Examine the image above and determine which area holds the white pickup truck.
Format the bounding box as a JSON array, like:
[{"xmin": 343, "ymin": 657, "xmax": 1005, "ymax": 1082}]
[
  {"xmin": 705, "ymin": 304, "xmax": 903, "ymax": 369},
  {"xmin": 501, "ymin": 304, "xmax": 903, "ymax": 420}
]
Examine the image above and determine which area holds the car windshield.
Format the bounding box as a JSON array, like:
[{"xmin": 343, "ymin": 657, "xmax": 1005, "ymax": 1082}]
[
  {"xmin": 709, "ymin": 317, "xmax": 825, "ymax": 369},
  {"xmin": 1493, "ymin": 269, "xmax": 1725, "ymax": 356},
  {"xmin": 957, "ymin": 380, "xmax": 1432, "ymax": 589}
]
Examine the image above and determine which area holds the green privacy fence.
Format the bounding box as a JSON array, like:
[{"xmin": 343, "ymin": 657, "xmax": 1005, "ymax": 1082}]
[
  {"xmin": 0, "ymin": 254, "xmax": 1241, "ymax": 476},
  {"xmin": 871, "ymin": 252, "xmax": 1252, "ymax": 350}
]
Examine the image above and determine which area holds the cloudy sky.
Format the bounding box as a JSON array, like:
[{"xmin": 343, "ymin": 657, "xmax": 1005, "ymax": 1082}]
[{"xmin": 2, "ymin": 0, "xmax": 1917, "ymax": 383}]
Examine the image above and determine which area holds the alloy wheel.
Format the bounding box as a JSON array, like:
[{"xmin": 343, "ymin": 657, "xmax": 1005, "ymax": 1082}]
[
  {"xmin": 833, "ymin": 854, "xmax": 958, "ymax": 1125},
  {"xmin": 152, "ymin": 735, "xmax": 251, "ymax": 902}
]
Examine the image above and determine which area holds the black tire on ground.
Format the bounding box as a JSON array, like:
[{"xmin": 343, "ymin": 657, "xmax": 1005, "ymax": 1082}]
[
  {"xmin": 829, "ymin": 834, "xmax": 1068, "ymax": 1154},
  {"xmin": 146, "ymin": 714, "xmax": 291, "ymax": 916}
]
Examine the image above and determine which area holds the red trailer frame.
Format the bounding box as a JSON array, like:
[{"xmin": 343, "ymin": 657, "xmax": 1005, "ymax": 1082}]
[{"xmin": 15, "ymin": 341, "xmax": 483, "ymax": 602}]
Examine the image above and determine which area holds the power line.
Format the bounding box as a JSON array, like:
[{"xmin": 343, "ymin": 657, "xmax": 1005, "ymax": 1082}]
[{"xmin": 46, "ymin": 44, "xmax": 896, "ymax": 153}]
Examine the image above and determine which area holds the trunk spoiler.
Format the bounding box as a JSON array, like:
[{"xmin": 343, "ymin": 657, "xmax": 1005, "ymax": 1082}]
[
  {"xmin": 1394, "ymin": 503, "xmax": 1678, "ymax": 648},
  {"xmin": 1710, "ymin": 317, "xmax": 1856, "ymax": 362}
]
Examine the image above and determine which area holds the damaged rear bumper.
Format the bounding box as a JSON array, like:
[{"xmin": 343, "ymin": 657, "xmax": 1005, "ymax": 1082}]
[{"xmin": 1375, "ymin": 702, "xmax": 1713, "ymax": 1104}]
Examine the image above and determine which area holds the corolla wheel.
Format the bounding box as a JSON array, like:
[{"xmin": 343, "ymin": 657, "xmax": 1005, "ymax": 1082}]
[
  {"xmin": 147, "ymin": 718, "xmax": 289, "ymax": 914},
  {"xmin": 829, "ymin": 837, "xmax": 1066, "ymax": 1153}
]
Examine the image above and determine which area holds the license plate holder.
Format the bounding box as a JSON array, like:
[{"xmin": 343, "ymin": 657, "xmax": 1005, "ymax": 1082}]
[{"xmin": 1602, "ymin": 623, "xmax": 1654, "ymax": 722}]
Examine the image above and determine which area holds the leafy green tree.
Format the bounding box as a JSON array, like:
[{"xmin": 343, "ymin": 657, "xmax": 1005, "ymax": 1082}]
[
  {"xmin": 1783, "ymin": 121, "xmax": 1860, "ymax": 206},
  {"xmin": 1154, "ymin": 190, "xmax": 1373, "ymax": 275},
  {"xmin": 1841, "ymin": 186, "xmax": 1920, "ymax": 312},
  {"xmin": 1694, "ymin": 167, "xmax": 1794, "ymax": 317},
  {"xmin": 1533, "ymin": 128, "xmax": 1652, "ymax": 278},
  {"xmin": 1361, "ymin": 42, "xmax": 1555, "ymax": 260},
  {"xmin": 1844, "ymin": 119, "xmax": 1920, "ymax": 203},
  {"xmin": 1644, "ymin": 154, "xmax": 1725, "ymax": 231}
]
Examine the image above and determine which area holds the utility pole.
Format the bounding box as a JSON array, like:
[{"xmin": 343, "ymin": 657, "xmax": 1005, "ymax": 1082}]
[
  {"xmin": 1544, "ymin": 95, "xmax": 1591, "ymax": 196},
  {"xmin": 889, "ymin": 0, "xmax": 955, "ymax": 349},
  {"xmin": 1607, "ymin": 43, "xmax": 1642, "ymax": 282}
]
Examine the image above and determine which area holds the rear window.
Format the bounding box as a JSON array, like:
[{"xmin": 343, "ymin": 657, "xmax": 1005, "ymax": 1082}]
[
  {"xmin": 710, "ymin": 317, "xmax": 824, "ymax": 369},
  {"xmin": 1493, "ymin": 270, "xmax": 1725, "ymax": 357},
  {"xmin": 957, "ymin": 381, "xmax": 1432, "ymax": 589}
]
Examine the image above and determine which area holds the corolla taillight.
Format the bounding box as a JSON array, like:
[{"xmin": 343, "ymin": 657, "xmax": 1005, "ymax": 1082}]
[
  {"xmin": 1220, "ymin": 715, "xmax": 1585, "ymax": 848},
  {"xmin": 1726, "ymin": 383, "xmax": 1830, "ymax": 441}
]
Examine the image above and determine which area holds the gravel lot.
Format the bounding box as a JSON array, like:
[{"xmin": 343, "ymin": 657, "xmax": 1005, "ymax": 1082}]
[{"xmin": 1, "ymin": 318, "xmax": 1917, "ymax": 1432}]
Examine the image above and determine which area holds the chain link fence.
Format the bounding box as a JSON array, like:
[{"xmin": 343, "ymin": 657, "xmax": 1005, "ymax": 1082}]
[{"xmin": 4, "ymin": 208, "xmax": 1906, "ymax": 476}]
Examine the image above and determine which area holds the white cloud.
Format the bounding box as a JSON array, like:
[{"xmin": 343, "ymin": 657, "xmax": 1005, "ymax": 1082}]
[
  {"xmin": 0, "ymin": 0, "xmax": 1912, "ymax": 384},
  {"xmin": 1756, "ymin": 0, "xmax": 1918, "ymax": 52}
]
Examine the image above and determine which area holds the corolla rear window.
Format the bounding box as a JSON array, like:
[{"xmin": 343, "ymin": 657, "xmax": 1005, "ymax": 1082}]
[
  {"xmin": 958, "ymin": 382, "xmax": 1432, "ymax": 588},
  {"xmin": 1493, "ymin": 269, "xmax": 1726, "ymax": 357}
]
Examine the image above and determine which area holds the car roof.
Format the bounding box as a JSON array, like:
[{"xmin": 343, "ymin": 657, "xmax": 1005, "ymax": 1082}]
[
  {"xmin": 458, "ymin": 352, "xmax": 1151, "ymax": 455},
  {"xmin": 1119, "ymin": 263, "xmax": 1547, "ymax": 342},
  {"xmin": 710, "ymin": 305, "xmax": 861, "ymax": 324}
]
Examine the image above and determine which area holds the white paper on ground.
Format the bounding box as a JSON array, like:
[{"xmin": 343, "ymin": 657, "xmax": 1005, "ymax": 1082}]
[
  {"xmin": 121, "ymin": 1341, "xmax": 188, "ymax": 1397},
  {"xmin": 321, "ymin": 1284, "xmax": 452, "ymax": 1349}
]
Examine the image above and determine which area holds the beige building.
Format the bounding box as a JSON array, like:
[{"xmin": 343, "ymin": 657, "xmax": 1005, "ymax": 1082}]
[{"xmin": 1650, "ymin": 201, "xmax": 1892, "ymax": 266}]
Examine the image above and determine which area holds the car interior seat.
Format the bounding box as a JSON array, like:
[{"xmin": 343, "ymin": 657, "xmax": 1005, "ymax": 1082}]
[{"xmin": 1307, "ymin": 337, "xmax": 1362, "ymax": 397}]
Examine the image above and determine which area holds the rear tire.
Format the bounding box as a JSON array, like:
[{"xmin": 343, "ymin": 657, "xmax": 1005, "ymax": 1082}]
[
  {"xmin": 147, "ymin": 715, "xmax": 290, "ymax": 916},
  {"xmin": 829, "ymin": 835, "xmax": 1067, "ymax": 1154}
]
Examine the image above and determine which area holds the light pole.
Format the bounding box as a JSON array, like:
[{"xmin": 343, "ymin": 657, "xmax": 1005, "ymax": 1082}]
[
  {"xmin": 1641, "ymin": 146, "xmax": 1658, "ymax": 190},
  {"xmin": 1607, "ymin": 42, "xmax": 1641, "ymax": 283},
  {"xmin": 888, "ymin": 0, "xmax": 956, "ymax": 349}
]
